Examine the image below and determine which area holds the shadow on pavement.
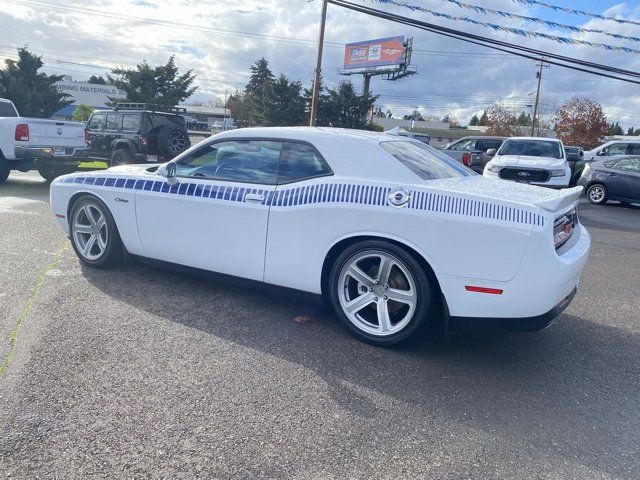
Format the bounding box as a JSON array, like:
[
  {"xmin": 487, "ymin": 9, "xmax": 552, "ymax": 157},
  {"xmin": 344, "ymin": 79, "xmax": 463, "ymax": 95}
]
[
  {"xmin": 0, "ymin": 174, "xmax": 50, "ymax": 202},
  {"xmin": 83, "ymin": 260, "xmax": 640, "ymax": 476}
]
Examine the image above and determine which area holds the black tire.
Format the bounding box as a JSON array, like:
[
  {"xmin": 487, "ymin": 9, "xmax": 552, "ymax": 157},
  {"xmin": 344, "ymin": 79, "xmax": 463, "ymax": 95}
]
[
  {"xmin": 0, "ymin": 155, "xmax": 10, "ymax": 184},
  {"xmin": 157, "ymin": 126, "xmax": 188, "ymax": 156},
  {"xmin": 37, "ymin": 165, "xmax": 77, "ymax": 182},
  {"xmin": 110, "ymin": 148, "xmax": 135, "ymax": 167},
  {"xmin": 586, "ymin": 183, "xmax": 608, "ymax": 204},
  {"xmin": 69, "ymin": 195, "xmax": 124, "ymax": 268},
  {"xmin": 328, "ymin": 240, "xmax": 434, "ymax": 346}
]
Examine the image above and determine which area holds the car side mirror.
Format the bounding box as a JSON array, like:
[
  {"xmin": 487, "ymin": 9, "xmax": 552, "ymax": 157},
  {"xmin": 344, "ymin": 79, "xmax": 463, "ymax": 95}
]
[
  {"xmin": 596, "ymin": 150, "xmax": 605, "ymax": 156},
  {"xmin": 486, "ymin": 148, "xmax": 497, "ymax": 156},
  {"xmin": 159, "ymin": 162, "xmax": 179, "ymax": 186}
]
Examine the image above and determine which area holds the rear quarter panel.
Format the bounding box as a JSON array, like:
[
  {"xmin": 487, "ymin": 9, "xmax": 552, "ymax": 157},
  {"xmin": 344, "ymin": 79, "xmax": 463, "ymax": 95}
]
[{"xmin": 264, "ymin": 178, "xmax": 538, "ymax": 294}]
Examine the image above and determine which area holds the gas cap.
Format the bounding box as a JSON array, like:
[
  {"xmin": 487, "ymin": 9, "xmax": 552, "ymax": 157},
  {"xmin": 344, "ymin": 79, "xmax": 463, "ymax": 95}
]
[{"xmin": 388, "ymin": 188, "xmax": 412, "ymax": 208}]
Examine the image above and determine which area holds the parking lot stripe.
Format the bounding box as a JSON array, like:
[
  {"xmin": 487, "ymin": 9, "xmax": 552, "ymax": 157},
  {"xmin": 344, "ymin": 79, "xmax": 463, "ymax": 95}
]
[{"xmin": 0, "ymin": 241, "xmax": 69, "ymax": 378}]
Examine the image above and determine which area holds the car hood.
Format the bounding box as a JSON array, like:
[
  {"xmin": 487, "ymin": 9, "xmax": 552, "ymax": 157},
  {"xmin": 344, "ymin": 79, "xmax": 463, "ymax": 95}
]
[
  {"xmin": 491, "ymin": 155, "xmax": 566, "ymax": 169},
  {"xmin": 425, "ymin": 175, "xmax": 582, "ymax": 212}
]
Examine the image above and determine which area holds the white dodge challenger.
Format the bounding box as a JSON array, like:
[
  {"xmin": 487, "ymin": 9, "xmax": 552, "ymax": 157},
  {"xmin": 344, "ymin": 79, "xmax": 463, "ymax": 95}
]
[{"xmin": 50, "ymin": 128, "xmax": 590, "ymax": 346}]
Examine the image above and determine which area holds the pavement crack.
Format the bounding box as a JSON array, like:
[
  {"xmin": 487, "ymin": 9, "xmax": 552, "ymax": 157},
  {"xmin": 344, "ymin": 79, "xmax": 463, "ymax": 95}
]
[{"xmin": 0, "ymin": 241, "xmax": 69, "ymax": 378}]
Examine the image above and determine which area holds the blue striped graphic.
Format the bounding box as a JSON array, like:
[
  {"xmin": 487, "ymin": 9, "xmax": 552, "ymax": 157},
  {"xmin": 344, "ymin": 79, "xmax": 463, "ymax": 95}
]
[{"xmin": 61, "ymin": 175, "xmax": 545, "ymax": 227}]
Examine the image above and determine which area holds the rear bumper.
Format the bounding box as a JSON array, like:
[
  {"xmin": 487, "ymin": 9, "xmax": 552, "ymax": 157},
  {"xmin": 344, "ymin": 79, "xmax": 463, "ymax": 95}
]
[
  {"xmin": 450, "ymin": 287, "xmax": 576, "ymax": 332},
  {"xmin": 15, "ymin": 146, "xmax": 89, "ymax": 160}
]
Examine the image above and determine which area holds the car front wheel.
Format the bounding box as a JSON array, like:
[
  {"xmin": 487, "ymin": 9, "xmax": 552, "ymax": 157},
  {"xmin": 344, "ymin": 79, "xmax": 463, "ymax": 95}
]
[
  {"xmin": 329, "ymin": 241, "xmax": 434, "ymax": 346},
  {"xmin": 587, "ymin": 183, "xmax": 608, "ymax": 204},
  {"xmin": 69, "ymin": 195, "xmax": 123, "ymax": 268}
]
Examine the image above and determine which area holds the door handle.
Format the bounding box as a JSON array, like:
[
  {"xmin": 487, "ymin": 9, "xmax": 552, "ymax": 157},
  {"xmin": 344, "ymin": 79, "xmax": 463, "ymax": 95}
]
[{"xmin": 245, "ymin": 193, "xmax": 265, "ymax": 203}]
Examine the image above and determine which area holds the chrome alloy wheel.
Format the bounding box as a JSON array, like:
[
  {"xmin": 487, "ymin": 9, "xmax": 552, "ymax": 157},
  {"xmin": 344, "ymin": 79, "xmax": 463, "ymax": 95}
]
[
  {"xmin": 588, "ymin": 185, "xmax": 605, "ymax": 203},
  {"xmin": 72, "ymin": 203, "xmax": 108, "ymax": 261},
  {"xmin": 337, "ymin": 250, "xmax": 417, "ymax": 337}
]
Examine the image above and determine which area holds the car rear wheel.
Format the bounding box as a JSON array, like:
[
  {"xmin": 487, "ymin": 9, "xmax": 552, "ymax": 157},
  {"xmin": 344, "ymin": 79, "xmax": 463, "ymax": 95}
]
[
  {"xmin": 587, "ymin": 183, "xmax": 607, "ymax": 204},
  {"xmin": 110, "ymin": 148, "xmax": 135, "ymax": 167},
  {"xmin": 69, "ymin": 195, "xmax": 123, "ymax": 268},
  {"xmin": 328, "ymin": 241, "xmax": 433, "ymax": 346}
]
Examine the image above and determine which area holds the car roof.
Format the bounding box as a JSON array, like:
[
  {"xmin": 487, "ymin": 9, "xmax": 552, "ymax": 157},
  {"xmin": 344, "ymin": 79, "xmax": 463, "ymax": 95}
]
[
  {"xmin": 213, "ymin": 126, "xmax": 392, "ymax": 143},
  {"xmin": 504, "ymin": 136, "xmax": 560, "ymax": 142}
]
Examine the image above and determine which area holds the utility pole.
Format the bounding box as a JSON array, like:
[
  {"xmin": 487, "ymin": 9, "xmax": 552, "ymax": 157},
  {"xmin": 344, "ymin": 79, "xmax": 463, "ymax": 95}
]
[
  {"xmin": 531, "ymin": 59, "xmax": 548, "ymax": 136},
  {"xmin": 223, "ymin": 90, "xmax": 228, "ymax": 131},
  {"xmin": 309, "ymin": 0, "xmax": 328, "ymax": 127}
]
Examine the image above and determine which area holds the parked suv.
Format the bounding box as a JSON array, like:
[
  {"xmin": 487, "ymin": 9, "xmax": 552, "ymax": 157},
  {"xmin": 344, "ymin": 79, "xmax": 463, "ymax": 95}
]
[
  {"xmin": 86, "ymin": 103, "xmax": 190, "ymax": 166},
  {"xmin": 441, "ymin": 136, "xmax": 505, "ymax": 173}
]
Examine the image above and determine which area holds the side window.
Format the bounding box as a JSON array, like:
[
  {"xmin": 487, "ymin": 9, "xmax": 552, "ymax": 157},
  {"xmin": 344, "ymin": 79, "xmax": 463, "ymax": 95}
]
[
  {"xmin": 105, "ymin": 114, "xmax": 119, "ymax": 131},
  {"xmin": 614, "ymin": 158, "xmax": 640, "ymax": 173},
  {"xmin": 87, "ymin": 113, "xmax": 105, "ymax": 130},
  {"xmin": 121, "ymin": 114, "xmax": 140, "ymax": 132},
  {"xmin": 627, "ymin": 144, "xmax": 640, "ymax": 155},
  {"xmin": 603, "ymin": 143, "xmax": 627, "ymax": 155},
  {"xmin": 176, "ymin": 140, "xmax": 282, "ymax": 184},
  {"xmin": 479, "ymin": 139, "xmax": 502, "ymax": 151},
  {"xmin": 278, "ymin": 142, "xmax": 332, "ymax": 183},
  {"xmin": 451, "ymin": 139, "xmax": 476, "ymax": 151}
]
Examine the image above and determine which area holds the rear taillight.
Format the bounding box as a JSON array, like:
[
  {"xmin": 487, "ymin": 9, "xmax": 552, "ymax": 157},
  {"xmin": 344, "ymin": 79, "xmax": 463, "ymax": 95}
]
[
  {"xmin": 84, "ymin": 128, "xmax": 90, "ymax": 144},
  {"xmin": 554, "ymin": 209, "xmax": 577, "ymax": 249},
  {"xmin": 462, "ymin": 153, "xmax": 472, "ymax": 167},
  {"xmin": 15, "ymin": 123, "xmax": 29, "ymax": 141}
]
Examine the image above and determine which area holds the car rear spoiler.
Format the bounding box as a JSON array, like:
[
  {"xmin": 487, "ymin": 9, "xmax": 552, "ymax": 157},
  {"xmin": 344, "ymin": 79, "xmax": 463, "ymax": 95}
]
[{"xmin": 534, "ymin": 186, "xmax": 583, "ymax": 212}]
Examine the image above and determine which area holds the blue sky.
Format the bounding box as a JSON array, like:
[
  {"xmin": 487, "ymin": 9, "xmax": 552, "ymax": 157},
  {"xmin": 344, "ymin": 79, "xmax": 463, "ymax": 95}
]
[{"xmin": 1, "ymin": 0, "xmax": 640, "ymax": 128}]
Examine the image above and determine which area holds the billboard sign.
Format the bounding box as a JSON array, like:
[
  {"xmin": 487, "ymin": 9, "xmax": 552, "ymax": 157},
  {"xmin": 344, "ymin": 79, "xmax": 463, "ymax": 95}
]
[
  {"xmin": 344, "ymin": 36, "xmax": 406, "ymax": 72},
  {"xmin": 55, "ymin": 81, "xmax": 125, "ymax": 107}
]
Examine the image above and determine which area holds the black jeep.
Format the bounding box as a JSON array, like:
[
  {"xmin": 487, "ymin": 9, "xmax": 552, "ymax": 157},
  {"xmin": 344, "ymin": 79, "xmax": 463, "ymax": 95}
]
[{"xmin": 86, "ymin": 103, "xmax": 190, "ymax": 166}]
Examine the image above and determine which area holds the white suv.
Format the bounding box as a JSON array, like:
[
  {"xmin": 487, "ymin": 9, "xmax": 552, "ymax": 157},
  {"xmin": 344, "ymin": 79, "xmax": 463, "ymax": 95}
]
[{"xmin": 483, "ymin": 137, "xmax": 570, "ymax": 188}]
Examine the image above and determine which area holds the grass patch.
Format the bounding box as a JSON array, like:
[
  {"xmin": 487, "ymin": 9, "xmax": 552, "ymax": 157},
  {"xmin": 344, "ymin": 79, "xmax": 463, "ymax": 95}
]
[{"xmin": 78, "ymin": 160, "xmax": 108, "ymax": 170}]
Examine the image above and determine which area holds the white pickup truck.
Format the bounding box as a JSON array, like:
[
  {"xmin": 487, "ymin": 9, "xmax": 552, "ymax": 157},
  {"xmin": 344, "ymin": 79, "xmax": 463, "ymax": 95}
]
[{"xmin": 0, "ymin": 98, "xmax": 89, "ymax": 183}]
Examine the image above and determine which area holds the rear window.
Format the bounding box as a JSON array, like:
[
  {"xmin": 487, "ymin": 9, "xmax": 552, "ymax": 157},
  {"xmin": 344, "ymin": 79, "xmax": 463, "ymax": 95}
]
[
  {"xmin": 0, "ymin": 101, "xmax": 17, "ymax": 117},
  {"xmin": 498, "ymin": 139, "xmax": 563, "ymax": 159},
  {"xmin": 380, "ymin": 141, "xmax": 468, "ymax": 180}
]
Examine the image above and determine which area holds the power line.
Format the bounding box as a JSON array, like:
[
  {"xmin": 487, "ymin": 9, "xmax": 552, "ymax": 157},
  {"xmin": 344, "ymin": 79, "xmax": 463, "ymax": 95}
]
[
  {"xmin": 328, "ymin": 0, "xmax": 640, "ymax": 84},
  {"xmin": 508, "ymin": 0, "xmax": 640, "ymax": 27},
  {"xmin": 371, "ymin": 0, "xmax": 640, "ymax": 54}
]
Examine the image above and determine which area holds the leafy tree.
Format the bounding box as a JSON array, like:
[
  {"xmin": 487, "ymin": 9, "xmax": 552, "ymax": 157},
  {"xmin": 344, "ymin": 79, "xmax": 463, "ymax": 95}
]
[
  {"xmin": 263, "ymin": 75, "xmax": 305, "ymax": 126},
  {"xmin": 441, "ymin": 114, "xmax": 450, "ymax": 123},
  {"xmin": 87, "ymin": 75, "xmax": 107, "ymax": 85},
  {"xmin": 553, "ymin": 96, "xmax": 609, "ymax": 150},
  {"xmin": 108, "ymin": 56, "xmax": 197, "ymax": 106},
  {"xmin": 72, "ymin": 104, "xmax": 94, "ymax": 122},
  {"xmin": 485, "ymin": 103, "xmax": 521, "ymax": 137},
  {"xmin": 403, "ymin": 111, "xmax": 424, "ymax": 121},
  {"xmin": 0, "ymin": 47, "xmax": 72, "ymax": 117},
  {"xmin": 469, "ymin": 114, "xmax": 479, "ymax": 126},
  {"xmin": 226, "ymin": 91, "xmax": 255, "ymax": 128},
  {"xmin": 478, "ymin": 110, "xmax": 488, "ymax": 126}
]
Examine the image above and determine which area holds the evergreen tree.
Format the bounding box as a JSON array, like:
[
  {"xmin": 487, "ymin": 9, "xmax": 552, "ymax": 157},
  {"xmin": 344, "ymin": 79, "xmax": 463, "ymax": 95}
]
[
  {"xmin": 469, "ymin": 114, "xmax": 479, "ymax": 126},
  {"xmin": 263, "ymin": 74, "xmax": 305, "ymax": 126},
  {"xmin": 479, "ymin": 110, "xmax": 488, "ymax": 126},
  {"xmin": 0, "ymin": 47, "xmax": 72, "ymax": 117},
  {"xmin": 87, "ymin": 75, "xmax": 107, "ymax": 85},
  {"xmin": 108, "ymin": 56, "xmax": 197, "ymax": 106}
]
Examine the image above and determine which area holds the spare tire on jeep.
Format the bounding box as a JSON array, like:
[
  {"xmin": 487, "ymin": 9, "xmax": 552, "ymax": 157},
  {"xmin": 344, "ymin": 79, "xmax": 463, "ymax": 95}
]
[{"xmin": 157, "ymin": 125, "xmax": 188, "ymax": 156}]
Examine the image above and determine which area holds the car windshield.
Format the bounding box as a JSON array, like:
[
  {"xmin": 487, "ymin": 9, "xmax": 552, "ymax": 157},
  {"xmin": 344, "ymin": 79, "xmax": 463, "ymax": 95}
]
[
  {"xmin": 0, "ymin": 101, "xmax": 17, "ymax": 117},
  {"xmin": 565, "ymin": 147, "xmax": 580, "ymax": 154},
  {"xmin": 498, "ymin": 139, "xmax": 563, "ymax": 159},
  {"xmin": 380, "ymin": 140, "xmax": 469, "ymax": 180}
]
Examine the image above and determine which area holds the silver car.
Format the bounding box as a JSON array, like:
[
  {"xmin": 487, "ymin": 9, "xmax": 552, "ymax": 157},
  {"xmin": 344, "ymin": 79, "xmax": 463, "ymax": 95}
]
[{"xmin": 441, "ymin": 136, "xmax": 505, "ymax": 173}]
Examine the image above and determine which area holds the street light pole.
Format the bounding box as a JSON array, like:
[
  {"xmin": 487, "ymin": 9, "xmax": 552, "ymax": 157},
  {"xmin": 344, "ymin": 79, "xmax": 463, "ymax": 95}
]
[{"xmin": 309, "ymin": 0, "xmax": 328, "ymax": 126}]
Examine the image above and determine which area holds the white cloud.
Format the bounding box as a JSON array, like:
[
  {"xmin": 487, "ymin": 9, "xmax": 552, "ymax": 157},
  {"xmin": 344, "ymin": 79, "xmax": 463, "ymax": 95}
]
[{"xmin": 1, "ymin": 0, "xmax": 640, "ymax": 127}]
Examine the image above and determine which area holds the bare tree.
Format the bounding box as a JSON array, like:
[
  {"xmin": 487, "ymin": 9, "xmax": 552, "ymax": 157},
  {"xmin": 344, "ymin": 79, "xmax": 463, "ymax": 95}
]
[{"xmin": 485, "ymin": 103, "xmax": 521, "ymax": 137}]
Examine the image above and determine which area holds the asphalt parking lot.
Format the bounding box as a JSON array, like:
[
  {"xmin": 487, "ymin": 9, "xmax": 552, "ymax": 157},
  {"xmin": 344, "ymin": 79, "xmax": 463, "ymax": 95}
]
[{"xmin": 0, "ymin": 171, "xmax": 638, "ymax": 479}]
